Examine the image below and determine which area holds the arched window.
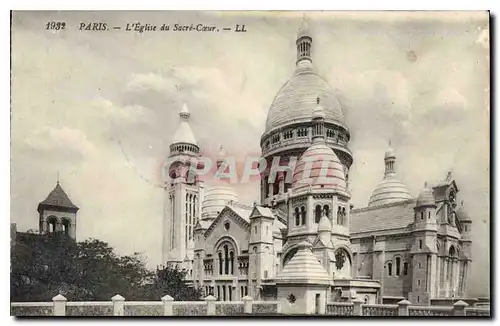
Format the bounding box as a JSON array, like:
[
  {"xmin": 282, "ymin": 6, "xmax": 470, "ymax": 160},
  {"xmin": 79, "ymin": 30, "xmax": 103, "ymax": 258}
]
[
  {"xmin": 47, "ymin": 216, "xmax": 57, "ymax": 233},
  {"xmin": 337, "ymin": 207, "xmax": 343, "ymax": 225},
  {"xmin": 428, "ymin": 211, "xmax": 431, "ymax": 219},
  {"xmin": 403, "ymin": 262, "xmax": 409, "ymax": 275},
  {"xmin": 218, "ymin": 252, "xmax": 223, "ymax": 275},
  {"xmin": 315, "ymin": 205, "xmax": 322, "ymax": 223},
  {"xmin": 224, "ymin": 245, "xmax": 229, "ymax": 275},
  {"xmin": 61, "ymin": 219, "xmax": 70, "ymax": 235},
  {"xmin": 295, "ymin": 207, "xmax": 300, "ymax": 226},
  {"xmin": 396, "ymin": 257, "xmax": 401, "ymax": 276},
  {"xmin": 420, "ymin": 212, "xmax": 424, "ymax": 220},
  {"xmin": 388, "ymin": 262, "xmax": 393, "ymax": 276},
  {"xmin": 449, "ymin": 246, "xmax": 456, "ymax": 258},
  {"xmin": 273, "ymin": 181, "xmax": 279, "ymax": 195},
  {"xmin": 229, "ymin": 251, "xmax": 234, "ymax": 275},
  {"xmin": 300, "ymin": 206, "xmax": 306, "ymax": 225},
  {"xmin": 323, "ymin": 205, "xmax": 330, "ymax": 219}
]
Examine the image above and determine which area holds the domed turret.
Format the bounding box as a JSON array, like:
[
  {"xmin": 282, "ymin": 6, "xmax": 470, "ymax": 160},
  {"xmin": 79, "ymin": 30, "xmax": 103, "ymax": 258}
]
[
  {"xmin": 292, "ymin": 100, "xmax": 346, "ymax": 194},
  {"xmin": 201, "ymin": 186, "xmax": 239, "ymax": 220},
  {"xmin": 369, "ymin": 142, "xmax": 412, "ymax": 207},
  {"xmin": 457, "ymin": 201, "xmax": 471, "ymax": 222},
  {"xmin": 264, "ymin": 19, "xmax": 344, "ymax": 134},
  {"xmin": 416, "ymin": 182, "xmax": 436, "ymax": 207}
]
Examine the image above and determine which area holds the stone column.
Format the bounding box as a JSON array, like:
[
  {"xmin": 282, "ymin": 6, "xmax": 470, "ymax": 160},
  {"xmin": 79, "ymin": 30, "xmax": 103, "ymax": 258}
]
[
  {"xmin": 243, "ymin": 296, "xmax": 253, "ymax": 314},
  {"xmin": 111, "ymin": 294, "xmax": 125, "ymax": 316},
  {"xmin": 397, "ymin": 299, "xmax": 411, "ymax": 316},
  {"xmin": 205, "ymin": 295, "xmax": 216, "ymax": 316},
  {"xmin": 162, "ymin": 295, "xmax": 174, "ymax": 316},
  {"xmin": 52, "ymin": 294, "xmax": 67, "ymax": 316},
  {"xmin": 452, "ymin": 300, "xmax": 468, "ymax": 316},
  {"xmin": 353, "ymin": 298, "xmax": 364, "ymax": 316}
]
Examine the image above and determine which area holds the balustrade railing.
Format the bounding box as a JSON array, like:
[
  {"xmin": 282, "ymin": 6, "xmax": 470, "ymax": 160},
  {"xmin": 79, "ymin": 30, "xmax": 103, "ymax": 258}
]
[{"xmin": 362, "ymin": 304, "xmax": 398, "ymax": 316}]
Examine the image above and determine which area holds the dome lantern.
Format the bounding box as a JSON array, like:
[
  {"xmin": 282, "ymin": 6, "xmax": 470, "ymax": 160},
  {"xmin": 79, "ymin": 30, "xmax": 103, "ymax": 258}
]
[
  {"xmin": 296, "ymin": 15, "xmax": 312, "ymax": 64},
  {"xmin": 368, "ymin": 143, "xmax": 412, "ymax": 207},
  {"xmin": 311, "ymin": 97, "xmax": 326, "ymax": 143}
]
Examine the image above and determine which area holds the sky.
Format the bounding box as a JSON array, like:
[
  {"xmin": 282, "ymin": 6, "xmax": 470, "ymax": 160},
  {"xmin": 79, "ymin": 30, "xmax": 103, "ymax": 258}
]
[{"xmin": 11, "ymin": 11, "xmax": 489, "ymax": 296}]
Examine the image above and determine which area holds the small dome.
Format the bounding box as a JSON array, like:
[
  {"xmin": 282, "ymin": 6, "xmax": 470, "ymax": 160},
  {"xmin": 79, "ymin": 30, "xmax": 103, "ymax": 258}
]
[
  {"xmin": 368, "ymin": 177, "xmax": 413, "ymax": 207},
  {"xmin": 292, "ymin": 143, "xmax": 346, "ymax": 191},
  {"xmin": 457, "ymin": 202, "xmax": 471, "ymax": 221},
  {"xmin": 201, "ymin": 186, "xmax": 239, "ymax": 218},
  {"xmin": 416, "ymin": 183, "xmax": 436, "ymax": 207},
  {"xmin": 318, "ymin": 214, "xmax": 331, "ymax": 232}
]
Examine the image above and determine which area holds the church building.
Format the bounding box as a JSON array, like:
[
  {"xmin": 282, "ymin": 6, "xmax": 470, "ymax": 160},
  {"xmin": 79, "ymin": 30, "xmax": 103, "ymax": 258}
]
[{"xmin": 161, "ymin": 19, "xmax": 472, "ymax": 306}]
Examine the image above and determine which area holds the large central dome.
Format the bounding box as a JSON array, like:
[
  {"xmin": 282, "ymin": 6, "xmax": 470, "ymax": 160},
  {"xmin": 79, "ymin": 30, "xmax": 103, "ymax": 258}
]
[{"xmin": 265, "ymin": 62, "xmax": 344, "ymax": 132}]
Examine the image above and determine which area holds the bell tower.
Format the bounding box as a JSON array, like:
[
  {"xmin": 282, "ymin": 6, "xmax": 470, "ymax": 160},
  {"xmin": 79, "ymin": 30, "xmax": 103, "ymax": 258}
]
[
  {"xmin": 162, "ymin": 103, "xmax": 203, "ymax": 269},
  {"xmin": 37, "ymin": 180, "xmax": 79, "ymax": 240}
]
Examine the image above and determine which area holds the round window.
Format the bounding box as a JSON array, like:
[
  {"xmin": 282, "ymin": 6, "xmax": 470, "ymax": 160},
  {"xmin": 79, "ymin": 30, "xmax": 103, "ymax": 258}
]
[{"xmin": 224, "ymin": 221, "xmax": 230, "ymax": 231}]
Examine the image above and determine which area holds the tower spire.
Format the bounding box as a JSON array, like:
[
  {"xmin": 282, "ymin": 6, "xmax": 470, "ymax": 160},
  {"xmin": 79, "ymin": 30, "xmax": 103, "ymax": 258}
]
[{"xmin": 170, "ymin": 102, "xmax": 199, "ymax": 155}]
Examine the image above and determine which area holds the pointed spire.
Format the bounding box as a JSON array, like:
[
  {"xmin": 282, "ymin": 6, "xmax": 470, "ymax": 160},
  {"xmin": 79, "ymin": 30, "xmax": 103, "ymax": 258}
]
[
  {"xmin": 180, "ymin": 102, "xmax": 190, "ymax": 120},
  {"xmin": 170, "ymin": 102, "xmax": 198, "ymax": 149},
  {"xmin": 38, "ymin": 181, "xmax": 79, "ymax": 212}
]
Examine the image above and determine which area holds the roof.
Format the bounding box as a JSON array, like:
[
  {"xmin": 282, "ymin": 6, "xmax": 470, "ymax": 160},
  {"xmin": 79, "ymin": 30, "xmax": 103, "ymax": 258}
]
[
  {"xmin": 195, "ymin": 220, "xmax": 211, "ymax": 230},
  {"xmin": 276, "ymin": 241, "xmax": 330, "ymax": 283},
  {"xmin": 172, "ymin": 103, "xmax": 197, "ymax": 145},
  {"xmin": 250, "ymin": 206, "xmax": 275, "ymax": 219},
  {"xmin": 38, "ymin": 182, "xmax": 79, "ymax": 211},
  {"xmin": 350, "ymin": 199, "xmax": 416, "ymax": 234},
  {"xmin": 228, "ymin": 204, "xmax": 253, "ymax": 223},
  {"xmin": 264, "ymin": 61, "xmax": 343, "ymax": 133}
]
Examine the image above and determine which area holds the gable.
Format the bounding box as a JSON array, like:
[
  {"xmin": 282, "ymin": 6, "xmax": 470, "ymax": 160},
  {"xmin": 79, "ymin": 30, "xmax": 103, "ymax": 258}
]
[{"xmin": 203, "ymin": 206, "xmax": 251, "ymax": 254}]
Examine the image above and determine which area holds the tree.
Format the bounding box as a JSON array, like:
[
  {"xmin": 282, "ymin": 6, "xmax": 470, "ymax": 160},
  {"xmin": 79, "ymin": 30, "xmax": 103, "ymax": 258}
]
[
  {"xmin": 11, "ymin": 234, "xmax": 151, "ymax": 301},
  {"xmin": 136, "ymin": 265, "xmax": 203, "ymax": 301}
]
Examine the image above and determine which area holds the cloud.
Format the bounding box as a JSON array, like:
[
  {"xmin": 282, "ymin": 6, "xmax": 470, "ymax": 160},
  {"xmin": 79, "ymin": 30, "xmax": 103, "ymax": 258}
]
[{"xmin": 25, "ymin": 126, "xmax": 95, "ymax": 157}]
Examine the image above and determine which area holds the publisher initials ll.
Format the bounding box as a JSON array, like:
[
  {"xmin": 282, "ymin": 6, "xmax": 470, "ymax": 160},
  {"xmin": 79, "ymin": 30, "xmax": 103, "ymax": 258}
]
[{"xmin": 235, "ymin": 24, "xmax": 247, "ymax": 32}]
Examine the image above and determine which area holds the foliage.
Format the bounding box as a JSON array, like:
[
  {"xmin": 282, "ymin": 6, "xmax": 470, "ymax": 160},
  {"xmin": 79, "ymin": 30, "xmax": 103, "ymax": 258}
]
[
  {"xmin": 11, "ymin": 233, "xmax": 199, "ymax": 302},
  {"xmin": 136, "ymin": 265, "xmax": 203, "ymax": 301}
]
